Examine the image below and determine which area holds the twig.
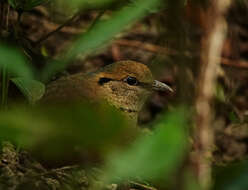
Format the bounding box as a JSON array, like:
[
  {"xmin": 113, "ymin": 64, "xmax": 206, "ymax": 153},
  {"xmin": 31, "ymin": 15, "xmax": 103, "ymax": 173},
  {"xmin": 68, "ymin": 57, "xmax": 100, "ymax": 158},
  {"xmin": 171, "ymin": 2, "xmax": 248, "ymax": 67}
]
[
  {"xmin": 87, "ymin": 10, "xmax": 106, "ymax": 31},
  {"xmin": 35, "ymin": 12, "xmax": 81, "ymax": 46},
  {"xmin": 129, "ymin": 180, "xmax": 157, "ymax": 190},
  {"xmin": 111, "ymin": 44, "xmax": 122, "ymax": 61},
  {"xmin": 35, "ymin": 10, "xmax": 106, "ymax": 47},
  {"xmin": 115, "ymin": 39, "xmax": 248, "ymax": 70},
  {"xmin": 33, "ymin": 165, "xmax": 80, "ymax": 178},
  {"xmin": 41, "ymin": 18, "xmax": 84, "ymax": 34},
  {"xmin": 194, "ymin": 0, "xmax": 231, "ymax": 189},
  {"xmin": 221, "ymin": 57, "xmax": 248, "ymax": 69},
  {"xmin": 115, "ymin": 39, "xmax": 178, "ymax": 55}
]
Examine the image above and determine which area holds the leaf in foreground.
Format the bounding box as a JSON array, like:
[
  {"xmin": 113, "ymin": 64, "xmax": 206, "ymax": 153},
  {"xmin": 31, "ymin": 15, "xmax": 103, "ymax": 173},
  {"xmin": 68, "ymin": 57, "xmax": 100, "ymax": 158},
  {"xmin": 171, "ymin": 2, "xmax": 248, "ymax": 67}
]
[
  {"xmin": 0, "ymin": 103, "xmax": 133, "ymax": 160},
  {"xmin": 41, "ymin": 0, "xmax": 162, "ymax": 81},
  {"xmin": 102, "ymin": 108, "xmax": 189, "ymax": 184},
  {"xmin": 213, "ymin": 161, "xmax": 248, "ymax": 190},
  {"xmin": 0, "ymin": 43, "xmax": 33, "ymax": 78},
  {"xmin": 11, "ymin": 77, "xmax": 45, "ymax": 104}
]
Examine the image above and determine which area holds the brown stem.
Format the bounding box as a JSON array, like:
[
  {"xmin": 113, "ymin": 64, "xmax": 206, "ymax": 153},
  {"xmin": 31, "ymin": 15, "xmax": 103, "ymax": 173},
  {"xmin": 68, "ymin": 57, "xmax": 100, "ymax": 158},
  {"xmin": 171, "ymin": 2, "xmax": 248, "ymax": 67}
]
[
  {"xmin": 193, "ymin": 0, "xmax": 231, "ymax": 189},
  {"xmin": 115, "ymin": 39, "xmax": 178, "ymax": 55},
  {"xmin": 221, "ymin": 58, "xmax": 248, "ymax": 69},
  {"xmin": 115, "ymin": 39, "xmax": 248, "ymax": 70}
]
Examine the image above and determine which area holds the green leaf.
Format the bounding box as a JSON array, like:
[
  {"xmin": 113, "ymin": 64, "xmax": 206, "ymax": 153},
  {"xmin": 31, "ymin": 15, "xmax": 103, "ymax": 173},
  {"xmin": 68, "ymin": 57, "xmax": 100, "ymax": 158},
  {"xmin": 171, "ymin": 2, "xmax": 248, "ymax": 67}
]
[
  {"xmin": 8, "ymin": 0, "xmax": 17, "ymax": 9},
  {"xmin": 41, "ymin": 0, "xmax": 163, "ymax": 81},
  {"xmin": 102, "ymin": 107, "xmax": 189, "ymax": 184},
  {"xmin": 0, "ymin": 43, "xmax": 33, "ymax": 78},
  {"xmin": 54, "ymin": 0, "xmax": 118, "ymax": 10},
  {"xmin": 216, "ymin": 84, "xmax": 226, "ymax": 102},
  {"xmin": 11, "ymin": 77, "xmax": 45, "ymax": 104},
  {"xmin": 67, "ymin": 0, "xmax": 161, "ymax": 59},
  {"xmin": 25, "ymin": 0, "xmax": 49, "ymax": 10},
  {"xmin": 0, "ymin": 103, "xmax": 133, "ymax": 160},
  {"xmin": 8, "ymin": 0, "xmax": 49, "ymax": 11},
  {"xmin": 213, "ymin": 161, "xmax": 248, "ymax": 190},
  {"xmin": 228, "ymin": 111, "xmax": 239, "ymax": 123}
]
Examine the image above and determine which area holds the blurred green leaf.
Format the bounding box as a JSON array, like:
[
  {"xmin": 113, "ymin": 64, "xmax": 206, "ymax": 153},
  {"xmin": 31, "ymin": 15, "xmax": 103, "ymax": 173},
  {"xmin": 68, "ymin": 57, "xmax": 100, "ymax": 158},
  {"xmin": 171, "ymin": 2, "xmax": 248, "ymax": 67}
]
[
  {"xmin": 0, "ymin": 103, "xmax": 134, "ymax": 160},
  {"xmin": 102, "ymin": 107, "xmax": 189, "ymax": 184},
  {"xmin": 67, "ymin": 0, "xmax": 161, "ymax": 59},
  {"xmin": 184, "ymin": 169, "xmax": 202, "ymax": 190},
  {"xmin": 8, "ymin": 0, "xmax": 49, "ymax": 11},
  {"xmin": 216, "ymin": 84, "xmax": 226, "ymax": 103},
  {"xmin": 70, "ymin": 0, "xmax": 117, "ymax": 8},
  {"xmin": 213, "ymin": 161, "xmax": 248, "ymax": 190},
  {"xmin": 53, "ymin": 0, "xmax": 121, "ymax": 11},
  {"xmin": 41, "ymin": 0, "xmax": 162, "ymax": 81},
  {"xmin": 1, "ymin": 66, "xmax": 9, "ymax": 107},
  {"xmin": 228, "ymin": 111, "xmax": 239, "ymax": 123},
  {"xmin": 11, "ymin": 77, "xmax": 45, "ymax": 104},
  {"xmin": 0, "ymin": 43, "xmax": 33, "ymax": 79},
  {"xmin": 53, "ymin": 0, "xmax": 148, "ymax": 16}
]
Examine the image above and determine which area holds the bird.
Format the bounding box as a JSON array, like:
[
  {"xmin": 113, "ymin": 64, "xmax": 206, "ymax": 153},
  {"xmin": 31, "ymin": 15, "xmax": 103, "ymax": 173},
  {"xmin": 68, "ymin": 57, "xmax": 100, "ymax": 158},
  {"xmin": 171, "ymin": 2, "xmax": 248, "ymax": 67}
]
[{"xmin": 41, "ymin": 60, "xmax": 173, "ymax": 123}]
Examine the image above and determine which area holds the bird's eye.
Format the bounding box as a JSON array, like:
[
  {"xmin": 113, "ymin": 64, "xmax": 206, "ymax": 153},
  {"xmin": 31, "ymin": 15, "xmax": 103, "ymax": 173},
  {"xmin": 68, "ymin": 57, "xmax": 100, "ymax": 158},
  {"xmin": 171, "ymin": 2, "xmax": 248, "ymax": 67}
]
[{"xmin": 124, "ymin": 76, "xmax": 139, "ymax": 86}]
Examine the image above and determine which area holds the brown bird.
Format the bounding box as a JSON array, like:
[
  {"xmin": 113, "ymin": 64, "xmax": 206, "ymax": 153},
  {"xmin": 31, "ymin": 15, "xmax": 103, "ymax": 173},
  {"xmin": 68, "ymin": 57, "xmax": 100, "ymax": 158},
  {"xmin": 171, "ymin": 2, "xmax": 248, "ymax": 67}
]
[{"xmin": 41, "ymin": 60, "xmax": 173, "ymax": 123}]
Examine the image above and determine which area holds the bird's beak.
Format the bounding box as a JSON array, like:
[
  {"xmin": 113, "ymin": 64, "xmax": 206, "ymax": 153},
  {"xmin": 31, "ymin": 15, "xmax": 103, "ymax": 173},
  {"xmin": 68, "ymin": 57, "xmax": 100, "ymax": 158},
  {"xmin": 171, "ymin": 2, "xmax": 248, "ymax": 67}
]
[{"xmin": 152, "ymin": 80, "xmax": 174, "ymax": 93}]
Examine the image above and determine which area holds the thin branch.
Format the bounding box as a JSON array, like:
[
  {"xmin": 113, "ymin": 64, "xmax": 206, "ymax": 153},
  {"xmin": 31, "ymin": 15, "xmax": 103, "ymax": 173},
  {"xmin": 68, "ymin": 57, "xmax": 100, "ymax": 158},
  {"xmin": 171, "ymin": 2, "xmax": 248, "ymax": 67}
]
[
  {"xmin": 87, "ymin": 9, "xmax": 106, "ymax": 31},
  {"xmin": 221, "ymin": 58, "xmax": 248, "ymax": 69},
  {"xmin": 129, "ymin": 181, "xmax": 157, "ymax": 190},
  {"xmin": 35, "ymin": 10, "xmax": 106, "ymax": 47},
  {"xmin": 116, "ymin": 39, "xmax": 248, "ymax": 70},
  {"xmin": 115, "ymin": 39, "xmax": 177, "ymax": 55},
  {"xmin": 35, "ymin": 12, "xmax": 81, "ymax": 46},
  {"xmin": 32, "ymin": 165, "xmax": 80, "ymax": 178}
]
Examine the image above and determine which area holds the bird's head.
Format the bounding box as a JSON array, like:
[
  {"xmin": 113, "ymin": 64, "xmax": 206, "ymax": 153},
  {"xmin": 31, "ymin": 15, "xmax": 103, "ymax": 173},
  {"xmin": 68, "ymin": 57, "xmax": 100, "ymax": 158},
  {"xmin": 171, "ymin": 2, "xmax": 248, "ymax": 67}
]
[
  {"xmin": 43, "ymin": 60, "xmax": 173, "ymax": 123},
  {"xmin": 88, "ymin": 61, "xmax": 173, "ymax": 119}
]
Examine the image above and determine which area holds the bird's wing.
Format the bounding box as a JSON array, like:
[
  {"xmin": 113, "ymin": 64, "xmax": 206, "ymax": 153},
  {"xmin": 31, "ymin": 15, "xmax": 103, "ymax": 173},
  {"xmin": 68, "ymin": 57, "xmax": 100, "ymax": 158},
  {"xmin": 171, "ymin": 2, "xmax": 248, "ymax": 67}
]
[{"xmin": 41, "ymin": 73, "xmax": 92, "ymax": 103}]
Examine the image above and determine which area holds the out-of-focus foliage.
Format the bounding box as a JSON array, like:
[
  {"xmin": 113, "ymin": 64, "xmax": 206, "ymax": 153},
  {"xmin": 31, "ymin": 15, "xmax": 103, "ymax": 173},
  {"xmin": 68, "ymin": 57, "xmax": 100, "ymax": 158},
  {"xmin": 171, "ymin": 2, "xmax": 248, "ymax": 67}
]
[
  {"xmin": 11, "ymin": 77, "xmax": 45, "ymax": 104},
  {"xmin": 0, "ymin": 102, "xmax": 133, "ymax": 160},
  {"xmin": 213, "ymin": 161, "xmax": 248, "ymax": 190},
  {"xmin": 0, "ymin": 43, "xmax": 33, "ymax": 79},
  {"xmin": 228, "ymin": 111, "xmax": 240, "ymax": 123},
  {"xmin": 41, "ymin": 0, "xmax": 163, "ymax": 81},
  {"xmin": 216, "ymin": 84, "xmax": 226, "ymax": 103},
  {"xmin": 184, "ymin": 170, "xmax": 202, "ymax": 190},
  {"xmin": 8, "ymin": 0, "xmax": 50, "ymax": 11},
  {"xmin": 67, "ymin": 0, "xmax": 161, "ymax": 59},
  {"xmin": 0, "ymin": 43, "xmax": 36, "ymax": 106},
  {"xmin": 52, "ymin": 0, "xmax": 125, "ymax": 12},
  {"xmin": 101, "ymin": 108, "xmax": 189, "ymax": 184}
]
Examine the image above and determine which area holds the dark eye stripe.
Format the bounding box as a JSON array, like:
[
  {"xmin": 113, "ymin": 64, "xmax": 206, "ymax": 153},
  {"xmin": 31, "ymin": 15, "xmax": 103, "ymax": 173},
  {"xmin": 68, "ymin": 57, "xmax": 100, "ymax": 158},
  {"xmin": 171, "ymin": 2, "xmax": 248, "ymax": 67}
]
[
  {"xmin": 98, "ymin": 76, "xmax": 151, "ymax": 89},
  {"xmin": 98, "ymin": 77, "xmax": 112, "ymax": 85}
]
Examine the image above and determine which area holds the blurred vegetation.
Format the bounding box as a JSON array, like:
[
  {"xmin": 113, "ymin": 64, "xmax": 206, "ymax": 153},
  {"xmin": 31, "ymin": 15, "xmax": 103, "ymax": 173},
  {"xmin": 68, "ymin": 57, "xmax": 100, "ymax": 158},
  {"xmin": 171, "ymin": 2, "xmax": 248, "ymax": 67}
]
[{"xmin": 1, "ymin": 0, "xmax": 248, "ymax": 190}]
